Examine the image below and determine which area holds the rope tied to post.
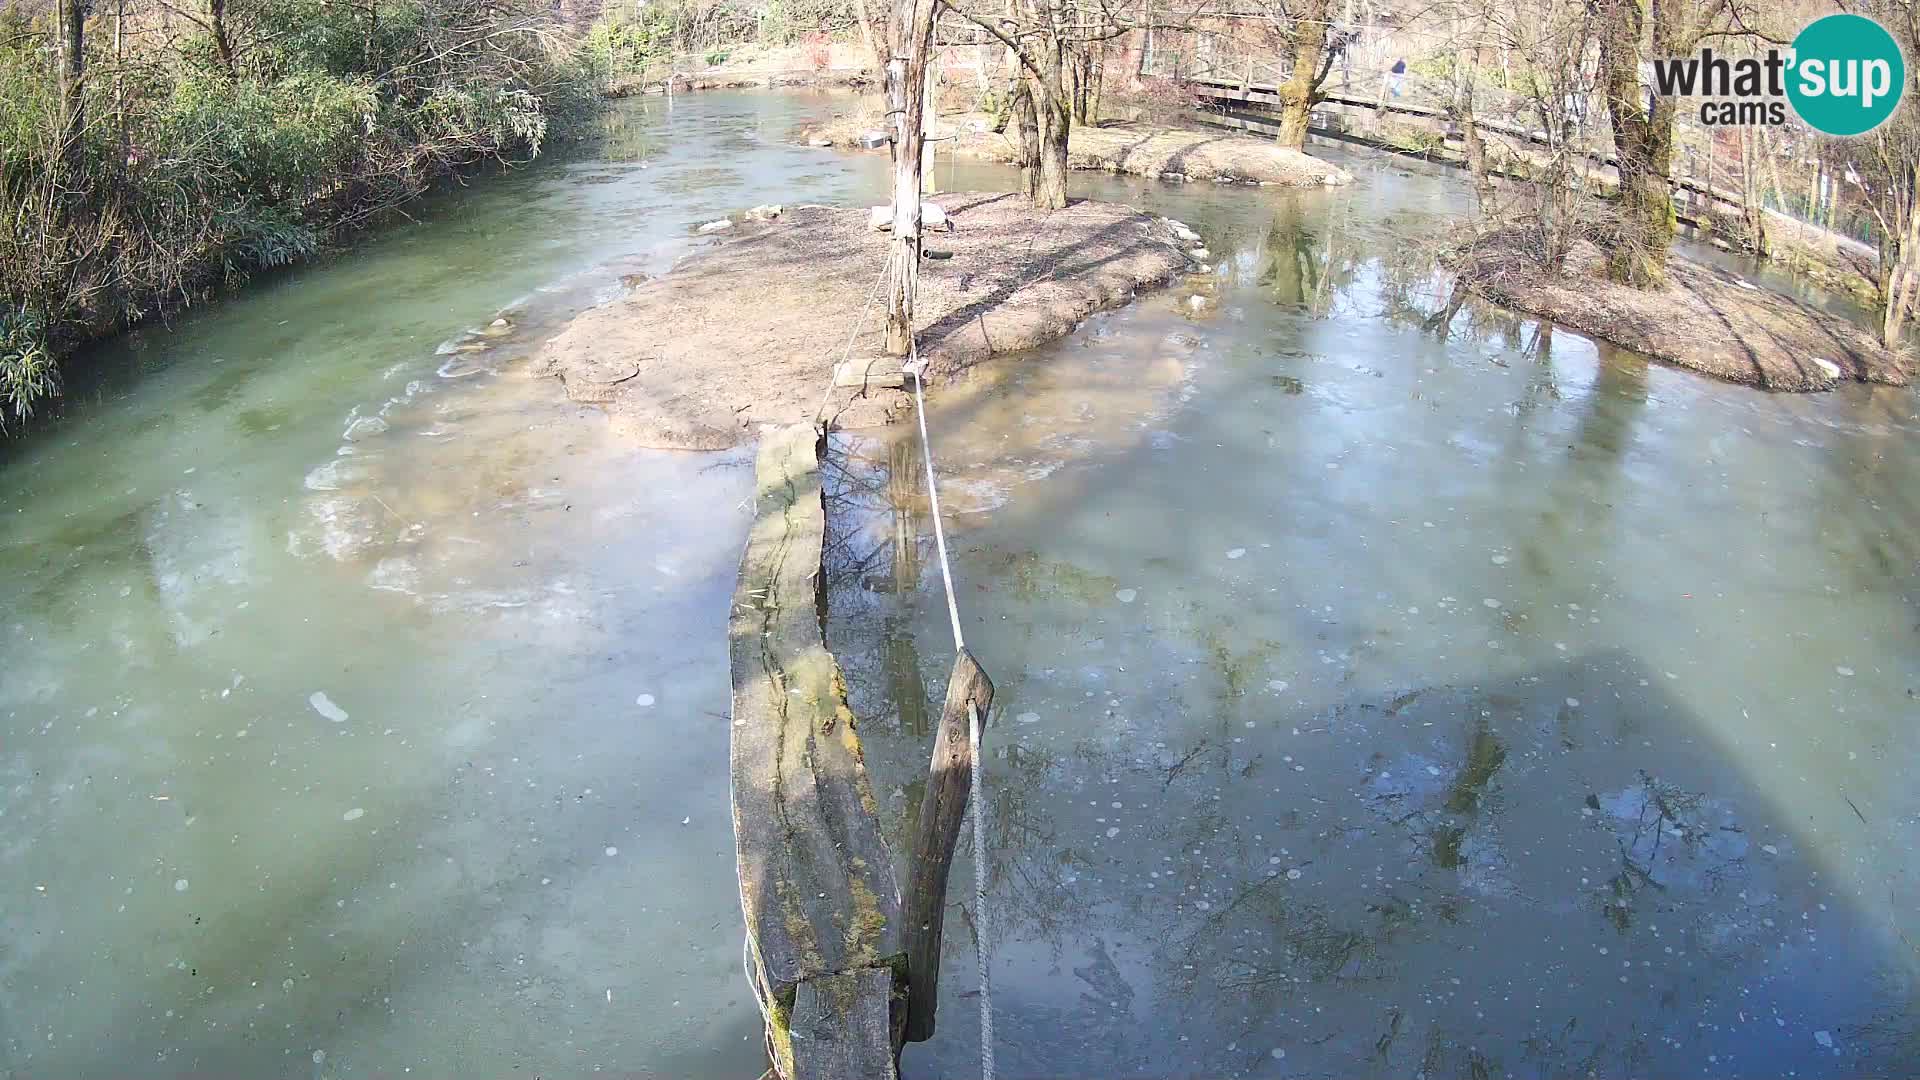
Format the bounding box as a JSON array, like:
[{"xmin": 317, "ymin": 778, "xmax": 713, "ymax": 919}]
[
  {"xmin": 794, "ymin": 131, "xmax": 991, "ymax": 1078},
  {"xmin": 905, "ymin": 337, "xmax": 994, "ymax": 1080}
]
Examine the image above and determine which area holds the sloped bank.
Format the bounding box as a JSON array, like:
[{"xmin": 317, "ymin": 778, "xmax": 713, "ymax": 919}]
[
  {"xmin": 536, "ymin": 192, "xmax": 1197, "ymax": 449},
  {"xmin": 1451, "ymin": 231, "xmax": 1912, "ymax": 391}
]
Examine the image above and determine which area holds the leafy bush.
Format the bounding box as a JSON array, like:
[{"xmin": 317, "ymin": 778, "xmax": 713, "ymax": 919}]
[
  {"xmin": 1, "ymin": 0, "xmax": 866, "ymax": 428},
  {"xmin": 0, "ymin": 309, "xmax": 53, "ymax": 423},
  {"xmin": 0, "ymin": 0, "xmax": 600, "ymax": 428}
]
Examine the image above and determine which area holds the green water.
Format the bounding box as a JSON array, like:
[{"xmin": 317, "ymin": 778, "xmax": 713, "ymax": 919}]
[
  {"xmin": 0, "ymin": 92, "xmax": 886, "ymax": 1078},
  {"xmin": 4, "ymin": 90, "xmax": 1917, "ymax": 1079}
]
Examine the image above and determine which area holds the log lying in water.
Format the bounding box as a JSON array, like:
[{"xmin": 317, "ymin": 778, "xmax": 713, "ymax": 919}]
[{"xmin": 729, "ymin": 423, "xmax": 905, "ymax": 1079}]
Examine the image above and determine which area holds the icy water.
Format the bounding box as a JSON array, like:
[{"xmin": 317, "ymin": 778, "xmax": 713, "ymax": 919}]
[
  {"xmin": 828, "ymin": 163, "xmax": 1920, "ymax": 1075},
  {"xmin": 3, "ymin": 92, "xmax": 1916, "ymax": 1080},
  {"xmin": 0, "ymin": 93, "xmax": 888, "ymax": 1078}
]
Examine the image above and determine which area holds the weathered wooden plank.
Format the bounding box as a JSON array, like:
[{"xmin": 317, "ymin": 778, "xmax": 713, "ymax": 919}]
[
  {"xmin": 902, "ymin": 648, "xmax": 995, "ymax": 1043},
  {"xmin": 788, "ymin": 970, "xmax": 899, "ymax": 1080},
  {"xmin": 833, "ymin": 357, "xmax": 908, "ymax": 389},
  {"xmin": 729, "ymin": 424, "xmax": 905, "ymax": 1076}
]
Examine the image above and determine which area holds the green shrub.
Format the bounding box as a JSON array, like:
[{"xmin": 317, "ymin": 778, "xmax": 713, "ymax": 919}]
[
  {"xmin": 0, "ymin": 0, "xmax": 602, "ymax": 428},
  {"xmin": 0, "ymin": 309, "xmax": 53, "ymax": 423}
]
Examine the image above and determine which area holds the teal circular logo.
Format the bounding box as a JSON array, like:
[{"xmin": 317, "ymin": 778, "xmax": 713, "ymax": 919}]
[{"xmin": 1787, "ymin": 14, "xmax": 1905, "ymax": 136}]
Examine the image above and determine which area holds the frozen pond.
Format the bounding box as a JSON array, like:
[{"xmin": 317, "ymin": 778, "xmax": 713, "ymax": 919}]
[
  {"xmin": 3, "ymin": 89, "xmax": 1916, "ymax": 1078},
  {"xmin": 827, "ymin": 158, "xmax": 1920, "ymax": 1076},
  {"xmin": 0, "ymin": 92, "xmax": 884, "ymax": 1078}
]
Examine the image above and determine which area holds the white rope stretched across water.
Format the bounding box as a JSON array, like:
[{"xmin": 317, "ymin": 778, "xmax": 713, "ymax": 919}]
[
  {"xmin": 906, "ymin": 335, "xmax": 993, "ymax": 1080},
  {"xmin": 966, "ymin": 698, "xmax": 993, "ymax": 1080},
  {"xmin": 808, "ymin": 233, "xmax": 991, "ymax": 1080}
]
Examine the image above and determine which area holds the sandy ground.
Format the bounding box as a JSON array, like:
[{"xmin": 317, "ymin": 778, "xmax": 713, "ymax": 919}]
[
  {"xmin": 802, "ymin": 109, "xmax": 1352, "ymax": 187},
  {"xmin": 1452, "ymin": 230, "xmax": 1912, "ymax": 391},
  {"xmin": 536, "ymin": 193, "xmax": 1197, "ymax": 449}
]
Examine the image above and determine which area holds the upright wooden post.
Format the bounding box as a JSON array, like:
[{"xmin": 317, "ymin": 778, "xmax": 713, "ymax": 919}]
[
  {"xmin": 902, "ymin": 648, "xmax": 995, "ymax": 1043},
  {"xmin": 885, "ymin": 0, "xmax": 939, "ymax": 356}
]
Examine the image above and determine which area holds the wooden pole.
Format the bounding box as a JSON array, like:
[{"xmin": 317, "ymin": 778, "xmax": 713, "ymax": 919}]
[
  {"xmin": 902, "ymin": 647, "xmax": 995, "ymax": 1043},
  {"xmin": 886, "ymin": 0, "xmax": 939, "ymax": 356}
]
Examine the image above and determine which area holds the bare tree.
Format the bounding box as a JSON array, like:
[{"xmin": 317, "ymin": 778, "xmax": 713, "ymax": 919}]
[
  {"xmin": 1585, "ymin": 0, "xmax": 1779, "ymax": 286},
  {"xmin": 1844, "ymin": 0, "xmax": 1920, "ymax": 345},
  {"xmin": 54, "ymin": 0, "xmax": 86, "ymax": 167},
  {"xmin": 951, "ymin": 0, "xmax": 1201, "ymax": 208},
  {"xmin": 885, "ymin": 0, "xmax": 940, "ymax": 353},
  {"xmin": 1273, "ymin": 0, "xmax": 1332, "ymax": 150}
]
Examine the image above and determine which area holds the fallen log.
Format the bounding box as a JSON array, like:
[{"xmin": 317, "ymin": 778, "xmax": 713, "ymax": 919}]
[{"xmin": 729, "ymin": 424, "xmax": 906, "ymax": 1079}]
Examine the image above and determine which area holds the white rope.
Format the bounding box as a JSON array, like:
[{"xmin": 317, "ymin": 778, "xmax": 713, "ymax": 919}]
[
  {"xmin": 906, "ymin": 345, "xmax": 991, "ymax": 1080},
  {"xmin": 906, "ymin": 342, "xmax": 966, "ymax": 652},
  {"xmin": 812, "ymin": 223, "xmax": 989, "ymax": 1079},
  {"xmin": 967, "ymin": 699, "xmax": 994, "ymax": 1080}
]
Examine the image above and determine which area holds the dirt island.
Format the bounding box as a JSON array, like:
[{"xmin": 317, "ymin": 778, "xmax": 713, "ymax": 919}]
[
  {"xmin": 535, "ymin": 192, "xmax": 1202, "ymax": 449},
  {"xmin": 801, "ymin": 110, "xmax": 1353, "ymax": 188},
  {"xmin": 1451, "ymin": 230, "xmax": 1913, "ymax": 391}
]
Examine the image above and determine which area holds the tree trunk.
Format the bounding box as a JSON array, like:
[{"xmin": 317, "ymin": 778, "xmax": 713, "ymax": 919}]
[
  {"xmin": 1739, "ymin": 128, "xmax": 1768, "ymax": 256},
  {"xmin": 1275, "ymin": 0, "xmax": 1330, "ymax": 151},
  {"xmin": 1007, "ymin": 72, "xmax": 1038, "ymax": 200},
  {"xmin": 1461, "ymin": 114, "xmax": 1493, "ymax": 211},
  {"xmin": 1063, "ymin": 43, "xmax": 1080, "ymax": 124},
  {"xmin": 54, "ymin": 0, "xmax": 85, "ymax": 166},
  {"xmin": 1090, "ymin": 37, "xmax": 1105, "ymax": 122},
  {"xmin": 209, "ymin": 0, "xmax": 238, "ymax": 76},
  {"xmin": 1592, "ymin": 0, "xmax": 1674, "ymax": 287},
  {"xmin": 1002, "ymin": 0, "xmax": 1069, "ymax": 211},
  {"xmin": 1032, "ymin": 65, "xmax": 1070, "ymax": 209},
  {"xmin": 1135, "ymin": 0, "xmax": 1152, "ymax": 78},
  {"xmin": 884, "ymin": 0, "xmax": 939, "ymax": 356},
  {"xmin": 1453, "ymin": 26, "xmax": 1493, "ymax": 211},
  {"xmin": 1883, "ymin": 163, "xmax": 1920, "ymax": 346},
  {"xmin": 1072, "ymin": 42, "xmax": 1095, "ymax": 125}
]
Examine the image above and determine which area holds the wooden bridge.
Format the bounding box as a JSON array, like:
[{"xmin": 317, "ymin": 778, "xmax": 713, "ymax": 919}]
[{"xmin": 1170, "ymin": 57, "xmax": 1759, "ymax": 222}]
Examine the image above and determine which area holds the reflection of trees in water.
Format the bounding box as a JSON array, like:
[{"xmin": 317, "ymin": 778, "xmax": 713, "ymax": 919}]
[
  {"xmin": 977, "ymin": 740, "xmax": 1096, "ymax": 960},
  {"xmin": 1511, "ymin": 321, "xmax": 1564, "ymax": 409},
  {"xmin": 820, "ymin": 434, "xmax": 1113, "ymax": 964},
  {"xmin": 1173, "ymin": 876, "xmax": 1397, "ymax": 1006},
  {"xmin": 1597, "ymin": 770, "xmax": 1748, "ymax": 933},
  {"xmin": 1570, "ymin": 342, "xmax": 1650, "ymax": 465},
  {"xmin": 1816, "ymin": 393, "xmax": 1920, "ymax": 621},
  {"xmin": 821, "ymin": 432, "xmax": 922, "ymax": 600},
  {"xmin": 822, "ymin": 433, "xmax": 935, "ymax": 741},
  {"xmin": 819, "ymin": 426, "xmax": 1913, "ymax": 1075},
  {"xmin": 1256, "ymin": 195, "xmax": 1329, "ymax": 311}
]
